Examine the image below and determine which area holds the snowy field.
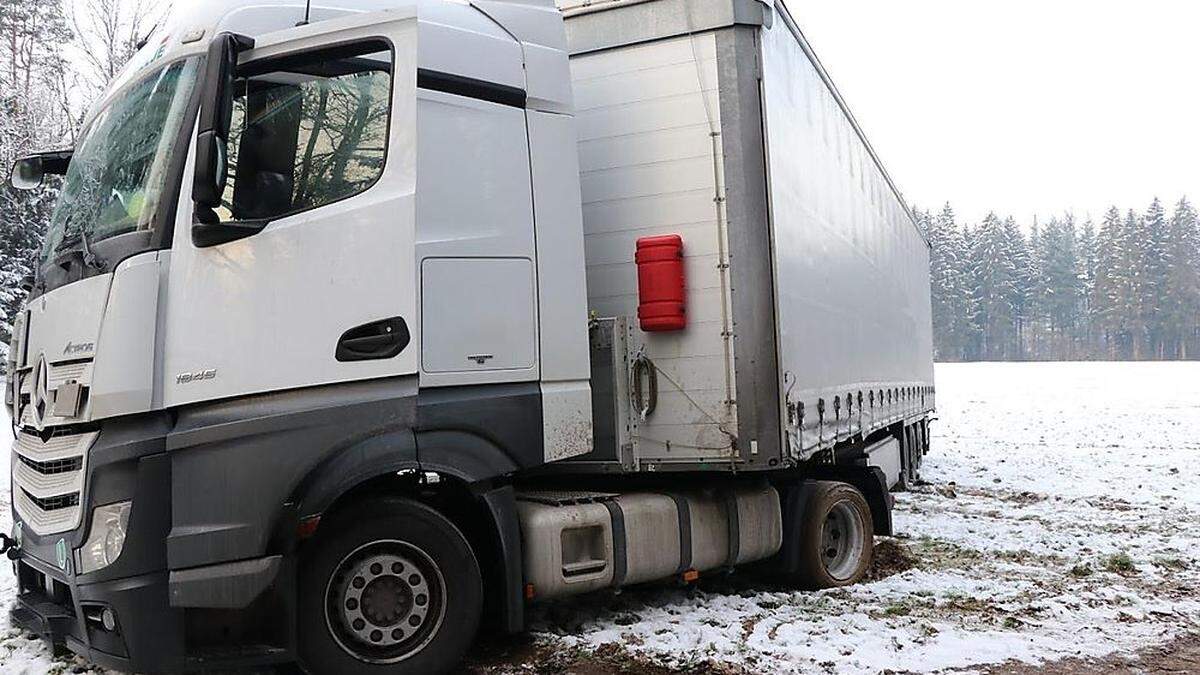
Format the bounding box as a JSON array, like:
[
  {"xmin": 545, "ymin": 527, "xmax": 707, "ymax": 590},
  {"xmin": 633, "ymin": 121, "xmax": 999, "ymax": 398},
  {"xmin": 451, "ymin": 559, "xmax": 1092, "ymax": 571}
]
[
  {"xmin": 521, "ymin": 362, "xmax": 1200, "ymax": 673},
  {"xmin": 1, "ymin": 362, "xmax": 1198, "ymax": 673}
]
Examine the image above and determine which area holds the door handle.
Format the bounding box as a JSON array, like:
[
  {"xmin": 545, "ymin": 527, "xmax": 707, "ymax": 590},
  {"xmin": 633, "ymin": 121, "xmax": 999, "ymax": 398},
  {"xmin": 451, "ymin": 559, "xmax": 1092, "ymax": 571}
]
[{"xmin": 335, "ymin": 317, "xmax": 410, "ymax": 362}]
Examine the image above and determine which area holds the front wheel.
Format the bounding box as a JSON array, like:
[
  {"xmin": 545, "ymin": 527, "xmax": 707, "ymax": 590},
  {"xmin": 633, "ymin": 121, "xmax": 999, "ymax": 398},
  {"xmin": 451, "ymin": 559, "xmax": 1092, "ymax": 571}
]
[{"xmin": 298, "ymin": 497, "xmax": 482, "ymax": 675}]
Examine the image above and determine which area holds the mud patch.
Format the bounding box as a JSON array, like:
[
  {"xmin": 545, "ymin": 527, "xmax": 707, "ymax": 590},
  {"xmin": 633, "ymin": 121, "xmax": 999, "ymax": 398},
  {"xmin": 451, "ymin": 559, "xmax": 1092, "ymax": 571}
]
[
  {"xmin": 458, "ymin": 634, "xmax": 751, "ymax": 675},
  {"xmin": 865, "ymin": 537, "xmax": 920, "ymax": 581}
]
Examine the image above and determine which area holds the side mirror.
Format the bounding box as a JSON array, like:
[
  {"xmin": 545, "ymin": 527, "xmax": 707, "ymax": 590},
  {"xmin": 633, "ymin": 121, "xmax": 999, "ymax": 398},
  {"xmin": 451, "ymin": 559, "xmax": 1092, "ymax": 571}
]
[
  {"xmin": 11, "ymin": 150, "xmax": 71, "ymax": 191},
  {"xmin": 192, "ymin": 32, "xmax": 254, "ymax": 221},
  {"xmin": 10, "ymin": 156, "xmax": 44, "ymax": 190}
]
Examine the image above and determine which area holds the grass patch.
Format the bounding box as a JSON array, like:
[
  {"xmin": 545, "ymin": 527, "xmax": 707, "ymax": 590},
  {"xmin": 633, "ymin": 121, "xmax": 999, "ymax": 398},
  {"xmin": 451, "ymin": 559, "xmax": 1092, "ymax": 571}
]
[
  {"xmin": 1069, "ymin": 563, "xmax": 1094, "ymax": 578},
  {"xmin": 1153, "ymin": 557, "xmax": 1189, "ymax": 571},
  {"xmin": 910, "ymin": 538, "xmax": 984, "ymax": 569},
  {"xmin": 997, "ymin": 549, "xmax": 1037, "ymax": 563},
  {"xmin": 940, "ymin": 594, "xmax": 999, "ymax": 614},
  {"xmin": 1103, "ymin": 553, "xmax": 1137, "ymax": 574}
]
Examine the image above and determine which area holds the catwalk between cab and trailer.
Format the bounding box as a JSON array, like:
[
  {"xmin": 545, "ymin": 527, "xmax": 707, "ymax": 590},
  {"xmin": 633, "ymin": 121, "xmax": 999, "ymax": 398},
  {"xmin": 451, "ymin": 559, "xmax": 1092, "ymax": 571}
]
[{"xmin": 3, "ymin": 0, "xmax": 934, "ymax": 672}]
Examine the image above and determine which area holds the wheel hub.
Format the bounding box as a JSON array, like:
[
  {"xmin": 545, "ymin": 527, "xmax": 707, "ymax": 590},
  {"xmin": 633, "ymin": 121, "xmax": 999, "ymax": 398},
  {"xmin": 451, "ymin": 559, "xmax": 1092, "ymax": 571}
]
[
  {"xmin": 325, "ymin": 541, "xmax": 445, "ymax": 663},
  {"xmin": 361, "ymin": 575, "xmax": 410, "ymax": 626}
]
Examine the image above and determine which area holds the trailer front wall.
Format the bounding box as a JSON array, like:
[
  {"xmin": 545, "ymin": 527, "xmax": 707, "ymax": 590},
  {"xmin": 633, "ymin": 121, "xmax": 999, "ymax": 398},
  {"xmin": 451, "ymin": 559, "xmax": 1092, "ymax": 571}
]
[
  {"xmin": 570, "ymin": 33, "xmax": 740, "ymax": 463},
  {"xmin": 758, "ymin": 2, "xmax": 935, "ymax": 459}
]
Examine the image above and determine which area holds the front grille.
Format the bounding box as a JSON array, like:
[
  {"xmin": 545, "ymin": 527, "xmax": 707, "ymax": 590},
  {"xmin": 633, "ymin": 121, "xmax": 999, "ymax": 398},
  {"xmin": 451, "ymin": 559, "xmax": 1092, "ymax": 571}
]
[
  {"xmin": 21, "ymin": 489, "xmax": 80, "ymax": 511},
  {"xmin": 12, "ymin": 428, "xmax": 97, "ymax": 535},
  {"xmin": 47, "ymin": 360, "xmax": 90, "ymax": 389},
  {"xmin": 18, "ymin": 454, "xmax": 83, "ymax": 475},
  {"xmin": 16, "ymin": 358, "xmax": 94, "ymax": 427}
]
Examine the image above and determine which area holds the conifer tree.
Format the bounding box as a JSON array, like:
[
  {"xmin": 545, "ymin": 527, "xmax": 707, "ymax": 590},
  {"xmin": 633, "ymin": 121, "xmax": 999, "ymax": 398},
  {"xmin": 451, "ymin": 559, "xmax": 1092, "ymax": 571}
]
[
  {"xmin": 969, "ymin": 212, "xmax": 1017, "ymax": 360},
  {"xmin": 1041, "ymin": 215, "xmax": 1081, "ymax": 359},
  {"xmin": 958, "ymin": 222, "xmax": 982, "ymax": 359},
  {"xmin": 945, "ymin": 214, "xmax": 975, "ymax": 360},
  {"xmin": 1077, "ymin": 218, "xmax": 1098, "ymax": 357},
  {"xmin": 1120, "ymin": 209, "xmax": 1147, "ymax": 358},
  {"xmin": 1002, "ymin": 216, "xmax": 1033, "ymax": 359},
  {"xmin": 926, "ymin": 203, "xmax": 974, "ymax": 360},
  {"xmin": 1025, "ymin": 217, "xmax": 1045, "ymax": 355},
  {"xmin": 1134, "ymin": 198, "xmax": 1170, "ymax": 358},
  {"xmin": 1163, "ymin": 197, "xmax": 1200, "ymax": 358}
]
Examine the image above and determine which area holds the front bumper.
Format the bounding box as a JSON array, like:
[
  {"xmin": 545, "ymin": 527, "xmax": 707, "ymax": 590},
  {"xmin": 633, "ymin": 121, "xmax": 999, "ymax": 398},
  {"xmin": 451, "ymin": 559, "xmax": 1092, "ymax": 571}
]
[
  {"xmin": 11, "ymin": 554, "xmax": 179, "ymax": 672},
  {"xmin": 10, "ymin": 551, "xmax": 294, "ymax": 673},
  {"xmin": 7, "ymin": 409, "xmax": 297, "ymax": 673},
  {"xmin": 9, "ymin": 378, "xmax": 425, "ymax": 672}
]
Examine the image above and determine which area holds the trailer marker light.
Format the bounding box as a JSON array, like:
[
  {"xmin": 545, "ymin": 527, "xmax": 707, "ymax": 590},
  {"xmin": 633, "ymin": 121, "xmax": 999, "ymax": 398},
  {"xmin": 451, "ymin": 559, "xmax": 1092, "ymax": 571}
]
[
  {"xmin": 682, "ymin": 569, "xmax": 699, "ymax": 583},
  {"xmin": 297, "ymin": 515, "xmax": 321, "ymax": 540},
  {"xmin": 524, "ymin": 583, "xmax": 535, "ymax": 600}
]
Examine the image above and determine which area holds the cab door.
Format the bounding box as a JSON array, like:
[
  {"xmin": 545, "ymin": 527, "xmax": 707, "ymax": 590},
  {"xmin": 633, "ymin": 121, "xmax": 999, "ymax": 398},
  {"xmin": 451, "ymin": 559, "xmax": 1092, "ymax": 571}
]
[{"xmin": 163, "ymin": 13, "xmax": 418, "ymax": 407}]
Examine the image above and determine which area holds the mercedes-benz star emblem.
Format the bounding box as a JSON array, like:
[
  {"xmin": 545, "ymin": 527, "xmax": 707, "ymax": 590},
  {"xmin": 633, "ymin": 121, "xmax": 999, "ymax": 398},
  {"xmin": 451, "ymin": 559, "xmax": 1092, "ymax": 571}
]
[{"xmin": 31, "ymin": 353, "xmax": 49, "ymax": 431}]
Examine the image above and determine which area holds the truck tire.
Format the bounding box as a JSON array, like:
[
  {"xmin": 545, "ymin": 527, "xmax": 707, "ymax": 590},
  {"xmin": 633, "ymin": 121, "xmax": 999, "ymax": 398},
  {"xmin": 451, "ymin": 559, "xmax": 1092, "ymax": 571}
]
[
  {"xmin": 795, "ymin": 481, "xmax": 874, "ymax": 588},
  {"xmin": 896, "ymin": 426, "xmax": 917, "ymax": 491},
  {"xmin": 298, "ymin": 497, "xmax": 482, "ymax": 675},
  {"xmin": 908, "ymin": 424, "xmax": 923, "ymax": 480}
]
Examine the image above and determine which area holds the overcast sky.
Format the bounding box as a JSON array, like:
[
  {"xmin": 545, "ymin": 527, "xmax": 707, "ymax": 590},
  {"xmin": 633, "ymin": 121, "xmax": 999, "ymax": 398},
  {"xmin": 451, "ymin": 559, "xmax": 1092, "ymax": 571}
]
[{"xmin": 790, "ymin": 0, "xmax": 1200, "ymax": 226}]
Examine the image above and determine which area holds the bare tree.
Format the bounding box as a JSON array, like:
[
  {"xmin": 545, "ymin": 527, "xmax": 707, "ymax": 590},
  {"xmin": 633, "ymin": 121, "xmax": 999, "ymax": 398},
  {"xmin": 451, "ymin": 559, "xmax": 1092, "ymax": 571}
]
[{"xmin": 69, "ymin": 0, "xmax": 169, "ymax": 101}]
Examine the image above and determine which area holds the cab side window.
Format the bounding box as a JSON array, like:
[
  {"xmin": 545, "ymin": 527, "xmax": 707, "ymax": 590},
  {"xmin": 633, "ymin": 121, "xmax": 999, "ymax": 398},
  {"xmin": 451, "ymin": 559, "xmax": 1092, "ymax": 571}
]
[{"xmin": 217, "ymin": 42, "xmax": 392, "ymax": 222}]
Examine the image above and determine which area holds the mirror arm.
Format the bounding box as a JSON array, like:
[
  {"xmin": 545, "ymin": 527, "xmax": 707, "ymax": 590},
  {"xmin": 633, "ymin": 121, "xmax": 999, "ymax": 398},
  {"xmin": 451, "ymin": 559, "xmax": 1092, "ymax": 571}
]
[
  {"xmin": 192, "ymin": 219, "xmax": 269, "ymax": 248},
  {"xmin": 229, "ymin": 33, "xmax": 255, "ymax": 53},
  {"xmin": 195, "ymin": 32, "xmax": 255, "ymax": 138},
  {"xmin": 38, "ymin": 150, "xmax": 72, "ymax": 176}
]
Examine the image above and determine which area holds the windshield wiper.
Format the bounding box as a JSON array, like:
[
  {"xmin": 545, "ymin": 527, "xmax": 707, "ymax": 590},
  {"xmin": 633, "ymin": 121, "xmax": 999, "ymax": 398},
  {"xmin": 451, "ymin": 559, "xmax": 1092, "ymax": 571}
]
[
  {"xmin": 54, "ymin": 225, "xmax": 106, "ymax": 272},
  {"xmin": 78, "ymin": 229, "xmax": 105, "ymax": 271}
]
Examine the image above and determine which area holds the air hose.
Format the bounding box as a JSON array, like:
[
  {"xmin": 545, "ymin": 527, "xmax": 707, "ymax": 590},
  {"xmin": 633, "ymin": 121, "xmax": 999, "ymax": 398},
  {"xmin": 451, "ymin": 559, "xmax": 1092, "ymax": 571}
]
[{"xmin": 0, "ymin": 533, "xmax": 19, "ymax": 560}]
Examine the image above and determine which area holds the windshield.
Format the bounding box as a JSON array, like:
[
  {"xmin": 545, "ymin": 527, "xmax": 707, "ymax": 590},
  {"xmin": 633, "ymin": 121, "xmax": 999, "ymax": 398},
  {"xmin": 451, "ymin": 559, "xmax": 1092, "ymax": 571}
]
[{"xmin": 39, "ymin": 57, "xmax": 201, "ymax": 266}]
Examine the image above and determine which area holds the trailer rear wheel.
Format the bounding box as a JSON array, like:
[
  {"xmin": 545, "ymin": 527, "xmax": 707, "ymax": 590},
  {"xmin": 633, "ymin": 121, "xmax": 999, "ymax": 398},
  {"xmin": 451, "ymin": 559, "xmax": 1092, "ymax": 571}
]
[
  {"xmin": 896, "ymin": 426, "xmax": 919, "ymax": 491},
  {"xmin": 298, "ymin": 497, "xmax": 482, "ymax": 675},
  {"xmin": 795, "ymin": 481, "xmax": 874, "ymax": 588}
]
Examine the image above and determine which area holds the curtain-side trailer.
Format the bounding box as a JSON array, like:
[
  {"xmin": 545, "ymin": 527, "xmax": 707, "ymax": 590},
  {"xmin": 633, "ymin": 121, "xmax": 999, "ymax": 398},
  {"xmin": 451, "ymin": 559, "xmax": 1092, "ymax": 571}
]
[
  {"xmin": 561, "ymin": 0, "xmax": 935, "ymax": 473},
  {"xmin": 3, "ymin": 0, "xmax": 933, "ymax": 673}
]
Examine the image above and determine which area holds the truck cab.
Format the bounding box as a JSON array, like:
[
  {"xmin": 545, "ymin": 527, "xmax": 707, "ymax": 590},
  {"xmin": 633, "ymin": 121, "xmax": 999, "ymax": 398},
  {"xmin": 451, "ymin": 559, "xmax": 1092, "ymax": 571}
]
[{"xmin": 7, "ymin": 1, "xmax": 593, "ymax": 671}]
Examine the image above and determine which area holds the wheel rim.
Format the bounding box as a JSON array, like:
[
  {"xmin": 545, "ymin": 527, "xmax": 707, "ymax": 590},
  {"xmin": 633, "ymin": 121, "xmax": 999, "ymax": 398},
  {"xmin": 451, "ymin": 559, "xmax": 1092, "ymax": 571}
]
[
  {"xmin": 325, "ymin": 539, "xmax": 447, "ymax": 664},
  {"xmin": 820, "ymin": 500, "xmax": 866, "ymax": 581}
]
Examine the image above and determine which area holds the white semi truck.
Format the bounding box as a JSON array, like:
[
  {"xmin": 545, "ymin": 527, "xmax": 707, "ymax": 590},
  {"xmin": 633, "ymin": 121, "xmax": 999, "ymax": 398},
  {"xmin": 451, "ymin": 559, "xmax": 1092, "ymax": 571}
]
[{"xmin": 3, "ymin": 0, "xmax": 935, "ymax": 672}]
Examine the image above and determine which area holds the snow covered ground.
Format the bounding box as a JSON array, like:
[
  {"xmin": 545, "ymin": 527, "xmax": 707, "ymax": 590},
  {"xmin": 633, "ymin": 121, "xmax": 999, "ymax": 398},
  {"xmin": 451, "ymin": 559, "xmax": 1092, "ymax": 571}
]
[
  {"xmin": 523, "ymin": 362, "xmax": 1200, "ymax": 673},
  {"xmin": 0, "ymin": 362, "xmax": 1197, "ymax": 673}
]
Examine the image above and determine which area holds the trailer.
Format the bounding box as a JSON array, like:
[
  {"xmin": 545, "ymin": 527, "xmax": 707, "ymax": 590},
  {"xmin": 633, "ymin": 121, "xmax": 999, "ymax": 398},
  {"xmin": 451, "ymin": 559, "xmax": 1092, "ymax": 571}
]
[
  {"xmin": 560, "ymin": 0, "xmax": 935, "ymax": 473},
  {"xmin": 3, "ymin": 0, "xmax": 934, "ymax": 673}
]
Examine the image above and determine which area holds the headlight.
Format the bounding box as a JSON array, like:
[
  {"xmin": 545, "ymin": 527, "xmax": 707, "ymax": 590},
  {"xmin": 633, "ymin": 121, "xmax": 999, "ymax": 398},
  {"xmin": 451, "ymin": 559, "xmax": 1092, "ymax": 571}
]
[{"xmin": 77, "ymin": 502, "xmax": 131, "ymax": 574}]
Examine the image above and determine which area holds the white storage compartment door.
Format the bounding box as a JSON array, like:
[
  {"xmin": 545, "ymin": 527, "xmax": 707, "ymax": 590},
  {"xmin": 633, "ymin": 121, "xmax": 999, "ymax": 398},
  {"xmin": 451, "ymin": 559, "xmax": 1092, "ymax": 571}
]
[{"xmin": 421, "ymin": 258, "xmax": 537, "ymax": 373}]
